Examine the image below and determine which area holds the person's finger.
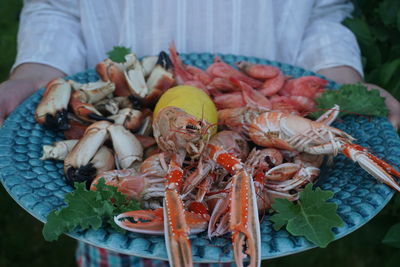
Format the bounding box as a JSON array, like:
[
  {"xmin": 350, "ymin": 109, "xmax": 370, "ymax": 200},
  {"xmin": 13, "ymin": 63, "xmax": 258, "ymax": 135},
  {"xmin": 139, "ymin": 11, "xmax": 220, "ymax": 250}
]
[{"xmin": 388, "ymin": 114, "xmax": 400, "ymax": 131}]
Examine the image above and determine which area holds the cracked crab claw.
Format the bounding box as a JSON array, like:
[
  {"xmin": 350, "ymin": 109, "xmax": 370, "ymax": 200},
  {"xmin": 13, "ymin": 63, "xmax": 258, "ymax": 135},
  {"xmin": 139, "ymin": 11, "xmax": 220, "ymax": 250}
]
[{"xmin": 35, "ymin": 78, "xmax": 71, "ymax": 130}]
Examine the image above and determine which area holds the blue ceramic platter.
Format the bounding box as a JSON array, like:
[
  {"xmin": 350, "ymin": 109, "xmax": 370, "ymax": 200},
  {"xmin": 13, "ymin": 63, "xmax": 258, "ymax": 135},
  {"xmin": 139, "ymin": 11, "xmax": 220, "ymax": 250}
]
[{"xmin": 1, "ymin": 53, "xmax": 400, "ymax": 263}]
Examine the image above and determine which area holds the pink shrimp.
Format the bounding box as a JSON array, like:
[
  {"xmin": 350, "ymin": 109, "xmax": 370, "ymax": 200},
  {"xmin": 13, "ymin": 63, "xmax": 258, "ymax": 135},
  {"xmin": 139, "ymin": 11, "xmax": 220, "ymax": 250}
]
[
  {"xmin": 213, "ymin": 92, "xmax": 245, "ymax": 109},
  {"xmin": 236, "ymin": 61, "xmax": 280, "ymax": 79},
  {"xmin": 258, "ymin": 70, "xmax": 286, "ymax": 96},
  {"xmin": 280, "ymin": 76, "xmax": 327, "ymax": 98},
  {"xmin": 206, "ymin": 77, "xmax": 239, "ymax": 93},
  {"xmin": 168, "ymin": 44, "xmax": 211, "ymax": 95},
  {"xmin": 269, "ymin": 95, "xmax": 300, "ymax": 114},
  {"xmin": 288, "ymin": 95, "xmax": 317, "ymax": 113},
  {"xmin": 168, "ymin": 43, "xmax": 193, "ymax": 84},
  {"xmin": 231, "ymin": 78, "xmax": 272, "ymax": 109},
  {"xmin": 186, "ymin": 65, "xmax": 213, "ymax": 85},
  {"xmin": 206, "ymin": 58, "xmax": 263, "ymax": 88}
]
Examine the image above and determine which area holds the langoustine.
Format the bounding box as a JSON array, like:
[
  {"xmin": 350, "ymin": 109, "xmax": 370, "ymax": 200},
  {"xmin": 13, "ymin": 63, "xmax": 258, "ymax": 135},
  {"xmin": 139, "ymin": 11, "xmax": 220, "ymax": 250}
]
[
  {"xmin": 115, "ymin": 106, "xmax": 261, "ymax": 267},
  {"xmin": 218, "ymin": 106, "xmax": 400, "ymax": 192}
]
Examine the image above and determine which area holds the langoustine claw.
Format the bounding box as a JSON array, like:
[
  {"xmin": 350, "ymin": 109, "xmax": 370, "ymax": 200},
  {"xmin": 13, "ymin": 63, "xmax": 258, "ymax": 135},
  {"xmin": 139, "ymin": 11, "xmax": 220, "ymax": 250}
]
[
  {"xmin": 206, "ymin": 144, "xmax": 261, "ymax": 267},
  {"xmin": 114, "ymin": 208, "xmax": 208, "ymax": 235}
]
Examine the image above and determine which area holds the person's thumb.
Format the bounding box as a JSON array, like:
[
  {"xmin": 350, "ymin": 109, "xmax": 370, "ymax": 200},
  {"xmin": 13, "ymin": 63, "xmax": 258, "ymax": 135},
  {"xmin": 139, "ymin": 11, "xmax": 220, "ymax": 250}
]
[
  {"xmin": 0, "ymin": 104, "xmax": 10, "ymax": 127},
  {"xmin": 388, "ymin": 113, "xmax": 400, "ymax": 131},
  {"xmin": 0, "ymin": 112, "xmax": 5, "ymax": 127}
]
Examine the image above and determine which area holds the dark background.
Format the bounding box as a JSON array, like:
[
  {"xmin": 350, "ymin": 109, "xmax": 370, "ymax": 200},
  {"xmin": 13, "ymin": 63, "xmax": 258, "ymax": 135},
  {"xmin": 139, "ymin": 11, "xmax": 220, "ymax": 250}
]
[{"xmin": 1, "ymin": 0, "xmax": 400, "ymax": 266}]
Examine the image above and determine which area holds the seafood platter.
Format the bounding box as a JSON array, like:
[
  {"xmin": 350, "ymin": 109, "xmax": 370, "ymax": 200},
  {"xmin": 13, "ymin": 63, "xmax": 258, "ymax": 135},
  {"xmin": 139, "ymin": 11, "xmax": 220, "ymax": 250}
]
[{"xmin": 1, "ymin": 44, "xmax": 400, "ymax": 267}]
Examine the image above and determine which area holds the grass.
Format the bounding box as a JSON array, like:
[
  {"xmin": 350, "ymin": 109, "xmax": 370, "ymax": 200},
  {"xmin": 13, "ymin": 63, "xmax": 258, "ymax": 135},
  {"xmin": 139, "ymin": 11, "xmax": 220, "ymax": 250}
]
[
  {"xmin": 1, "ymin": 1, "xmax": 400, "ymax": 266},
  {"xmin": 0, "ymin": 0, "xmax": 21, "ymax": 82}
]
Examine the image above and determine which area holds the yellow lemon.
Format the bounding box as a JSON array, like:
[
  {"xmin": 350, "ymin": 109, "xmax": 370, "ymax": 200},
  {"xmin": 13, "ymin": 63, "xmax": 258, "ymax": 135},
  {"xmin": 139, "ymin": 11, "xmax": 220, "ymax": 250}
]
[{"xmin": 154, "ymin": 85, "xmax": 218, "ymax": 135}]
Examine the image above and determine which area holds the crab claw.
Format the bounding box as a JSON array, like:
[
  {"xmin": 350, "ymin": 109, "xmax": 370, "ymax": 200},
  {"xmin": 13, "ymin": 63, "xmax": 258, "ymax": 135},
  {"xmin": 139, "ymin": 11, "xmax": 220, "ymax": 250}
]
[
  {"xmin": 35, "ymin": 78, "xmax": 71, "ymax": 130},
  {"xmin": 114, "ymin": 207, "xmax": 208, "ymax": 235},
  {"xmin": 343, "ymin": 143, "xmax": 400, "ymax": 192},
  {"xmin": 230, "ymin": 169, "xmax": 261, "ymax": 267},
  {"xmin": 63, "ymin": 121, "xmax": 114, "ymax": 187},
  {"xmin": 96, "ymin": 59, "xmax": 131, "ymax": 96},
  {"xmin": 69, "ymin": 91, "xmax": 113, "ymax": 123}
]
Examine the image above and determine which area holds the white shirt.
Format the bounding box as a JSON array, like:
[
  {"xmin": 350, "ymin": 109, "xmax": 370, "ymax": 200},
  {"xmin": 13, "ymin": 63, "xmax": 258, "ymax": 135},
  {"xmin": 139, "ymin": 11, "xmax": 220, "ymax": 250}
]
[{"xmin": 14, "ymin": 0, "xmax": 363, "ymax": 77}]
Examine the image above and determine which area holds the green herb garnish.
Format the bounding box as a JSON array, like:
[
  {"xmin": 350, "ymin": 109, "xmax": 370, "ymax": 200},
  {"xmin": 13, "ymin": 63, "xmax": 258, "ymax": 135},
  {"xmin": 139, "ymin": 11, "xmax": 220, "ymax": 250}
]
[
  {"xmin": 310, "ymin": 83, "xmax": 388, "ymax": 119},
  {"xmin": 42, "ymin": 178, "xmax": 140, "ymax": 241},
  {"xmin": 107, "ymin": 46, "xmax": 132, "ymax": 63},
  {"xmin": 270, "ymin": 183, "xmax": 344, "ymax": 248}
]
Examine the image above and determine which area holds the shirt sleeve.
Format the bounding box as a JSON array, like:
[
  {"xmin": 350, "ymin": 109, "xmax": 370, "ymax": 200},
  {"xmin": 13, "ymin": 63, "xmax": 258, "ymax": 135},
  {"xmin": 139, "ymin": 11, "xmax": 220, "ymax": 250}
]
[
  {"xmin": 12, "ymin": 0, "xmax": 86, "ymax": 75},
  {"xmin": 295, "ymin": 0, "xmax": 364, "ymax": 77}
]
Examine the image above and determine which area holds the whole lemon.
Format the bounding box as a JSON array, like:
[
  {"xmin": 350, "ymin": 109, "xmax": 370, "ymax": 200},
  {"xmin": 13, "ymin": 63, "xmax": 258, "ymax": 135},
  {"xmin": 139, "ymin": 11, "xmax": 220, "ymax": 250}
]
[{"xmin": 154, "ymin": 85, "xmax": 218, "ymax": 135}]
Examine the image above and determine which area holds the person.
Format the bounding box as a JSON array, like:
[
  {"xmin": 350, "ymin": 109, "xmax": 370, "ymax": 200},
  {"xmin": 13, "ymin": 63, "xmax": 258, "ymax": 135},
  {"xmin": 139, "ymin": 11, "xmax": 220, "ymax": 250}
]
[{"xmin": 1, "ymin": 0, "xmax": 399, "ymax": 266}]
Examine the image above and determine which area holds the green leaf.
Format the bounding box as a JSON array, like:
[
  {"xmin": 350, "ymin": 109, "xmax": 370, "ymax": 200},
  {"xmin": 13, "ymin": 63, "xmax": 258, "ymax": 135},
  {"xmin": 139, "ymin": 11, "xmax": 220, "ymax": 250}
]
[
  {"xmin": 343, "ymin": 18, "xmax": 374, "ymax": 44},
  {"xmin": 343, "ymin": 18, "xmax": 381, "ymax": 68},
  {"xmin": 387, "ymin": 44, "xmax": 400, "ymax": 62},
  {"xmin": 270, "ymin": 198, "xmax": 298, "ymax": 231},
  {"xmin": 270, "ymin": 184, "xmax": 344, "ymax": 248},
  {"xmin": 397, "ymin": 9, "xmax": 400, "ymax": 31},
  {"xmin": 376, "ymin": 58, "xmax": 400, "ymax": 87},
  {"xmin": 107, "ymin": 46, "xmax": 132, "ymax": 63},
  {"xmin": 383, "ymin": 223, "xmax": 400, "ymax": 248},
  {"xmin": 379, "ymin": 0, "xmax": 400, "ymax": 26},
  {"xmin": 310, "ymin": 83, "xmax": 388, "ymax": 119},
  {"xmin": 42, "ymin": 179, "xmax": 140, "ymax": 241},
  {"xmin": 370, "ymin": 25, "xmax": 389, "ymax": 42},
  {"xmin": 42, "ymin": 182, "xmax": 112, "ymax": 241}
]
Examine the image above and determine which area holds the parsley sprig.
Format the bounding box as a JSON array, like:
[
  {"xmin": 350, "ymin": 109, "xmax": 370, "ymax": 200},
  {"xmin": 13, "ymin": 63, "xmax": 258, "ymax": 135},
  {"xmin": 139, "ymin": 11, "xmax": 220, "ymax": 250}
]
[
  {"xmin": 42, "ymin": 178, "xmax": 140, "ymax": 241},
  {"xmin": 310, "ymin": 83, "xmax": 388, "ymax": 119}
]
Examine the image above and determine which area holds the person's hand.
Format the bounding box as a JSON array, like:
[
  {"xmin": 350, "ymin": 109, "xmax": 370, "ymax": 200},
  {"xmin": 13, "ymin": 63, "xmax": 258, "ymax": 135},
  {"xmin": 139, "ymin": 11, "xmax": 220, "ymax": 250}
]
[
  {"xmin": 363, "ymin": 83, "xmax": 400, "ymax": 130},
  {"xmin": 0, "ymin": 79, "xmax": 39, "ymax": 125},
  {"xmin": 317, "ymin": 66, "xmax": 400, "ymax": 130},
  {"xmin": 0, "ymin": 63, "xmax": 65, "ymax": 126}
]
